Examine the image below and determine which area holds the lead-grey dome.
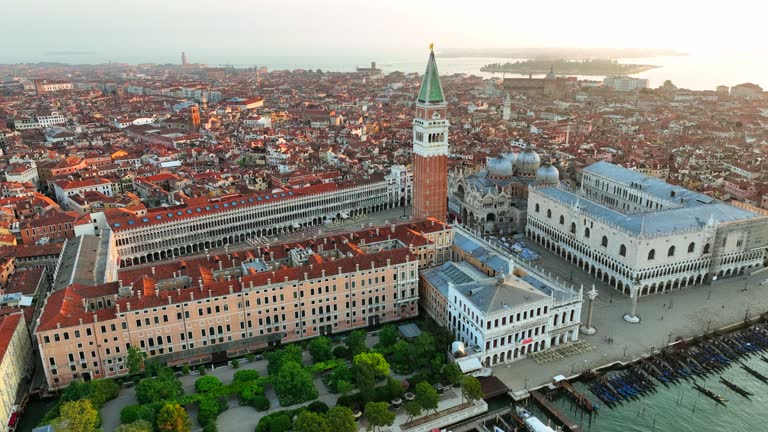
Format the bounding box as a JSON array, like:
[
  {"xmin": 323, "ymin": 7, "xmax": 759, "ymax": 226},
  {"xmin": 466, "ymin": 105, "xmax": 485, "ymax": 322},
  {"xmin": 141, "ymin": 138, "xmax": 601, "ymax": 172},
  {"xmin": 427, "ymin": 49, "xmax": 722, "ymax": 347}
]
[
  {"xmin": 487, "ymin": 155, "xmax": 514, "ymax": 179},
  {"xmin": 536, "ymin": 163, "xmax": 560, "ymax": 185},
  {"xmin": 515, "ymin": 147, "xmax": 541, "ymax": 177}
]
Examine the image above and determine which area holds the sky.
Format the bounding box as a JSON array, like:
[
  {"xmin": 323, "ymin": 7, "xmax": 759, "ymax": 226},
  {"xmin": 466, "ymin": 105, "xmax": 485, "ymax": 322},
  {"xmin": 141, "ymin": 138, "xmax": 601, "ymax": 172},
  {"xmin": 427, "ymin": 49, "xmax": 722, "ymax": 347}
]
[{"xmin": 2, "ymin": 0, "xmax": 767, "ymax": 64}]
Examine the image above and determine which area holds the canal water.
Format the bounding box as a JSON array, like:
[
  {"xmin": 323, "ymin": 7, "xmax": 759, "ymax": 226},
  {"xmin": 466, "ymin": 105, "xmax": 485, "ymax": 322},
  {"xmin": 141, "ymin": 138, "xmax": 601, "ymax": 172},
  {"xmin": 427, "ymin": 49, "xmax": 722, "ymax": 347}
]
[{"xmin": 530, "ymin": 357, "xmax": 768, "ymax": 431}]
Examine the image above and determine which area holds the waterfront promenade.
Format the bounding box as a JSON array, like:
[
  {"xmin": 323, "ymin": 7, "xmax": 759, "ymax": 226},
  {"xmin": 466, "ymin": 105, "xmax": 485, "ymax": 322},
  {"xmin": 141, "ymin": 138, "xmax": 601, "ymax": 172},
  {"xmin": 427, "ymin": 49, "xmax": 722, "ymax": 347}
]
[{"xmin": 493, "ymin": 238, "xmax": 768, "ymax": 395}]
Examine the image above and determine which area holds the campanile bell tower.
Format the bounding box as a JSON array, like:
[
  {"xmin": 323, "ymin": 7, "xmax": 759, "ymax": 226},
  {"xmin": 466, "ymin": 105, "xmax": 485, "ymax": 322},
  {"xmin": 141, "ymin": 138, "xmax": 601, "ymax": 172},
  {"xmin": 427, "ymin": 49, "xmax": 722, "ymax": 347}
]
[{"xmin": 412, "ymin": 45, "xmax": 449, "ymax": 222}]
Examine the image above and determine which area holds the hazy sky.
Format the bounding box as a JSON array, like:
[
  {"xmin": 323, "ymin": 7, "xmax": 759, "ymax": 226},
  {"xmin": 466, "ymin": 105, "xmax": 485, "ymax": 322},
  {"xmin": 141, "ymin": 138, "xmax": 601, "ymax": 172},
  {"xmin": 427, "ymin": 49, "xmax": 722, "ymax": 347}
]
[{"xmin": 2, "ymin": 0, "xmax": 766, "ymax": 64}]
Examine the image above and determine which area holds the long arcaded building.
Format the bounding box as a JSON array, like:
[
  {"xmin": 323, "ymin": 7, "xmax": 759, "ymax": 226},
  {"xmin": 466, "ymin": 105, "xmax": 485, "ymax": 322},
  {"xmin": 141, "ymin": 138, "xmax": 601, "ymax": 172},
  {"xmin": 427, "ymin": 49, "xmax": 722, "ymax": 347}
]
[{"xmin": 106, "ymin": 174, "xmax": 403, "ymax": 267}]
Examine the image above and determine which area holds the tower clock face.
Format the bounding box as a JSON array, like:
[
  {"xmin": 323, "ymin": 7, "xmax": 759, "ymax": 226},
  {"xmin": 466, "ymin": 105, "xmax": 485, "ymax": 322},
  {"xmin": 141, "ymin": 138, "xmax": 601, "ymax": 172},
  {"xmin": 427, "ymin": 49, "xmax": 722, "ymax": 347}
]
[{"xmin": 432, "ymin": 111, "xmax": 441, "ymax": 120}]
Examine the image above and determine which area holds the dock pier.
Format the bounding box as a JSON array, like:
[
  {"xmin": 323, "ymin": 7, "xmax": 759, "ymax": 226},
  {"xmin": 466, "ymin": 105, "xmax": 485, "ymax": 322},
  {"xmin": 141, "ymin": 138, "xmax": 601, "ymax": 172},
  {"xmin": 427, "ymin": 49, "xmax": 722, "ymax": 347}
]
[{"xmin": 530, "ymin": 390, "xmax": 582, "ymax": 432}]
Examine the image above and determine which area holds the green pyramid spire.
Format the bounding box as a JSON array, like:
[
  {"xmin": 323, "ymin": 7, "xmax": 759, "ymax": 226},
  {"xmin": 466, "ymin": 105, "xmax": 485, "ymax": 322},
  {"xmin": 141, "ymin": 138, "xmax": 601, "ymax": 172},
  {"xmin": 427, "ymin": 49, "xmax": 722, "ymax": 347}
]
[{"xmin": 417, "ymin": 47, "xmax": 445, "ymax": 104}]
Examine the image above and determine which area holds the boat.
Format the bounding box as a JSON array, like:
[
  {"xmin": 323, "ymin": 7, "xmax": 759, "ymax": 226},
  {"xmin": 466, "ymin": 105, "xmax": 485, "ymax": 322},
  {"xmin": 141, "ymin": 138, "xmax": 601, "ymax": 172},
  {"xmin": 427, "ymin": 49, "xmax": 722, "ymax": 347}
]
[
  {"xmin": 516, "ymin": 406, "xmax": 556, "ymax": 432},
  {"xmin": 692, "ymin": 382, "xmax": 728, "ymax": 406},
  {"xmin": 719, "ymin": 376, "xmax": 753, "ymax": 398}
]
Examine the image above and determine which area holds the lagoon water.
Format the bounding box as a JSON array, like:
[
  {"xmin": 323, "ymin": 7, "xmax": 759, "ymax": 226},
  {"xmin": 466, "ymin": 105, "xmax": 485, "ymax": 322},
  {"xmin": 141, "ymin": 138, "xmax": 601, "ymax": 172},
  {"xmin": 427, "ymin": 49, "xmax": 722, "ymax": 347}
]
[{"xmin": 529, "ymin": 357, "xmax": 768, "ymax": 432}]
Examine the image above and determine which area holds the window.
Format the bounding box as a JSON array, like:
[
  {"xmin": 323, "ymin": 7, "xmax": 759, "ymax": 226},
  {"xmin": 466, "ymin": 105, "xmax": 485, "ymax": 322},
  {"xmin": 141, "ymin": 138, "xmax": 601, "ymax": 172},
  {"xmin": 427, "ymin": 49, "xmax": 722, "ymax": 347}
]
[
  {"xmin": 668, "ymin": 246, "xmax": 675, "ymax": 257},
  {"xmin": 559, "ymin": 215, "xmax": 564, "ymax": 225},
  {"xmin": 619, "ymin": 244, "xmax": 627, "ymax": 257},
  {"xmin": 688, "ymin": 242, "xmax": 695, "ymax": 253},
  {"xmin": 547, "ymin": 209, "xmax": 552, "ymax": 218},
  {"xmin": 648, "ymin": 249, "xmax": 655, "ymax": 260},
  {"xmin": 570, "ymin": 222, "xmax": 576, "ymax": 234},
  {"xmin": 584, "ymin": 227, "xmax": 590, "ymax": 238},
  {"xmin": 601, "ymin": 236, "xmax": 608, "ymax": 247},
  {"xmin": 535, "ymin": 203, "xmax": 540, "ymax": 213},
  {"xmin": 703, "ymin": 243, "xmax": 711, "ymax": 254}
]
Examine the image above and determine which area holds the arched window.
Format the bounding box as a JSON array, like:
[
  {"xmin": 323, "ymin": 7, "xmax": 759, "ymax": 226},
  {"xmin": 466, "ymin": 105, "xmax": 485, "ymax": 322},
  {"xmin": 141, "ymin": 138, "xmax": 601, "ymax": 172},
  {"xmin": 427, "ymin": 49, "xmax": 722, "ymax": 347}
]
[
  {"xmin": 648, "ymin": 249, "xmax": 655, "ymax": 260},
  {"xmin": 559, "ymin": 215, "xmax": 564, "ymax": 225},
  {"xmin": 584, "ymin": 227, "xmax": 590, "ymax": 238},
  {"xmin": 688, "ymin": 242, "xmax": 695, "ymax": 253},
  {"xmin": 601, "ymin": 236, "xmax": 608, "ymax": 247},
  {"xmin": 668, "ymin": 246, "xmax": 675, "ymax": 257},
  {"xmin": 703, "ymin": 243, "xmax": 711, "ymax": 254},
  {"xmin": 535, "ymin": 203, "xmax": 540, "ymax": 213},
  {"xmin": 547, "ymin": 209, "xmax": 552, "ymax": 218},
  {"xmin": 619, "ymin": 244, "xmax": 627, "ymax": 257},
  {"xmin": 570, "ymin": 222, "xmax": 576, "ymax": 234}
]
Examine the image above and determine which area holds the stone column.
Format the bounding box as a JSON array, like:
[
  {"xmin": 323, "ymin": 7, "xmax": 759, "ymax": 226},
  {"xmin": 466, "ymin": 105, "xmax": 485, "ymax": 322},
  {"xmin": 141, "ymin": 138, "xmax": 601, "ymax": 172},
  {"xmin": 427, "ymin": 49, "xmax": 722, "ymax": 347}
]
[
  {"xmin": 580, "ymin": 285, "xmax": 598, "ymax": 334},
  {"xmin": 623, "ymin": 285, "xmax": 641, "ymax": 323}
]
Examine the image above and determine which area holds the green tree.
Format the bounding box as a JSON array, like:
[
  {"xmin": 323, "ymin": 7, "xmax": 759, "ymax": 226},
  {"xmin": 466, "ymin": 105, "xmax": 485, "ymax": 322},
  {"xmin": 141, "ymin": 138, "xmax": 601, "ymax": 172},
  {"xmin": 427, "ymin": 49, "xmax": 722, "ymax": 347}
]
[
  {"xmin": 414, "ymin": 381, "xmax": 439, "ymax": 414},
  {"xmin": 390, "ymin": 340, "xmax": 413, "ymax": 374},
  {"xmin": 410, "ymin": 333, "xmax": 435, "ymax": 371},
  {"xmin": 325, "ymin": 364, "xmax": 353, "ymax": 393},
  {"xmin": 156, "ymin": 403, "xmax": 191, "ymax": 432},
  {"xmin": 293, "ymin": 411, "xmax": 330, "ymax": 432},
  {"xmin": 404, "ymin": 400, "xmax": 422, "ymax": 423},
  {"xmin": 54, "ymin": 399, "xmax": 98, "ymax": 432},
  {"xmin": 266, "ymin": 344, "xmax": 304, "ymax": 375},
  {"xmin": 273, "ymin": 361, "xmax": 318, "ymax": 406},
  {"xmin": 378, "ymin": 325, "xmax": 399, "ymax": 348},
  {"xmin": 308, "ymin": 336, "xmax": 333, "ymax": 363},
  {"xmin": 443, "ymin": 362, "xmax": 463, "ymax": 388},
  {"xmin": 233, "ymin": 369, "xmax": 260, "ymax": 382},
  {"xmin": 385, "ymin": 377, "xmax": 404, "ymax": 400},
  {"xmin": 136, "ymin": 369, "xmax": 184, "ymax": 404},
  {"xmin": 126, "ymin": 345, "xmax": 147, "ymax": 375},
  {"xmin": 115, "ymin": 420, "xmax": 153, "ymax": 432},
  {"xmin": 461, "ymin": 376, "xmax": 483, "ymax": 405},
  {"xmin": 144, "ymin": 359, "xmax": 164, "ymax": 377},
  {"xmin": 336, "ymin": 380, "xmax": 353, "ymax": 396},
  {"xmin": 195, "ymin": 375, "xmax": 223, "ymax": 393},
  {"xmin": 61, "ymin": 381, "xmax": 91, "ymax": 403},
  {"xmin": 120, "ymin": 404, "xmax": 160, "ymax": 425},
  {"xmin": 326, "ymin": 406, "xmax": 357, "ymax": 432},
  {"xmin": 364, "ymin": 402, "xmax": 395, "ymax": 432},
  {"xmin": 255, "ymin": 413, "xmax": 292, "ymax": 432},
  {"xmin": 345, "ymin": 330, "xmax": 367, "ymax": 356},
  {"xmin": 353, "ymin": 352, "xmax": 390, "ymax": 403}
]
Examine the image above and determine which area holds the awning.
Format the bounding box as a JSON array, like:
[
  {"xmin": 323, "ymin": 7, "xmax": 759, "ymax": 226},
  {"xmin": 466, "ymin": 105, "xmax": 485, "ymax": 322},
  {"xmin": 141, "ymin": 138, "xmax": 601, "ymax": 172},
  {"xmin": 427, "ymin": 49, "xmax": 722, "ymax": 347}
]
[{"xmin": 457, "ymin": 357, "xmax": 482, "ymax": 373}]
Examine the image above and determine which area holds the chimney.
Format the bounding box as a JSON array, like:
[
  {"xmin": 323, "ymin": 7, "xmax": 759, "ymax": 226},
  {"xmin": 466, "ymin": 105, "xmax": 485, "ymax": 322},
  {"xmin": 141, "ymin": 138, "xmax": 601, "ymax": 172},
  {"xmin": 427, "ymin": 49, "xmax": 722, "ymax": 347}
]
[
  {"xmin": 168, "ymin": 297, "xmax": 172, "ymax": 305},
  {"xmin": 138, "ymin": 290, "xmax": 142, "ymax": 299},
  {"xmin": 79, "ymin": 318, "xmax": 83, "ymax": 325},
  {"xmin": 321, "ymin": 269, "xmax": 325, "ymax": 277},
  {"xmin": 116, "ymin": 303, "xmax": 121, "ymax": 314},
  {"xmin": 338, "ymin": 266, "xmax": 342, "ymax": 275},
  {"xmin": 304, "ymin": 272, "xmax": 308, "ymax": 281},
  {"xmin": 208, "ymin": 289, "xmax": 212, "ymax": 298},
  {"xmin": 93, "ymin": 314, "xmax": 98, "ymax": 323},
  {"xmin": 391, "ymin": 224, "xmax": 395, "ymax": 233},
  {"xmin": 218, "ymin": 261, "xmax": 223, "ymax": 271},
  {"xmin": 151, "ymin": 266, "xmax": 155, "ymax": 275},
  {"xmin": 386, "ymin": 258, "xmax": 391, "ymax": 267},
  {"xmin": 376, "ymin": 228, "xmax": 380, "ymax": 236},
  {"xmin": 126, "ymin": 302, "xmax": 131, "ymax": 311},
  {"xmin": 355, "ymin": 263, "xmax": 359, "ymax": 272},
  {"xmin": 190, "ymin": 292, "xmax": 195, "ymax": 301},
  {"xmin": 177, "ymin": 288, "xmax": 181, "ymax": 296},
  {"xmin": 229, "ymin": 285, "xmax": 233, "ymax": 294}
]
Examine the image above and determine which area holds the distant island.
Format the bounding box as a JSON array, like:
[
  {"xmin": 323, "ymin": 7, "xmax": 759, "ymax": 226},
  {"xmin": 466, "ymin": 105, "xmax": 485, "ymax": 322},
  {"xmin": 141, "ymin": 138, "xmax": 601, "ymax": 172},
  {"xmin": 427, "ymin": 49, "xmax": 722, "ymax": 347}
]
[
  {"xmin": 442, "ymin": 47, "xmax": 685, "ymax": 59},
  {"xmin": 480, "ymin": 59, "xmax": 659, "ymax": 75}
]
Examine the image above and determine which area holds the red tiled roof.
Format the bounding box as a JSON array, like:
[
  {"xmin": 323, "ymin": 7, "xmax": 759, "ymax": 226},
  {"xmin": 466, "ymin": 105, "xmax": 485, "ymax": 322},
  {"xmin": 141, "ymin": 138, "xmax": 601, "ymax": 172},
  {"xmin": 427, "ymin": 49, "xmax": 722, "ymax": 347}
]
[
  {"xmin": 106, "ymin": 180, "xmax": 365, "ymax": 232},
  {"xmin": 0, "ymin": 313, "xmax": 23, "ymax": 363}
]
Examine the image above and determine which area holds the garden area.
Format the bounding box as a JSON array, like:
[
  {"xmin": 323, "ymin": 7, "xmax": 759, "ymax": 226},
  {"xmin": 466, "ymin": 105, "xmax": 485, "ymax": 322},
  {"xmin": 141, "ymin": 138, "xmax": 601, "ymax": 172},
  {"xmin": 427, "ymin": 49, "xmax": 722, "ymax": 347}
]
[{"xmin": 38, "ymin": 318, "xmax": 485, "ymax": 432}]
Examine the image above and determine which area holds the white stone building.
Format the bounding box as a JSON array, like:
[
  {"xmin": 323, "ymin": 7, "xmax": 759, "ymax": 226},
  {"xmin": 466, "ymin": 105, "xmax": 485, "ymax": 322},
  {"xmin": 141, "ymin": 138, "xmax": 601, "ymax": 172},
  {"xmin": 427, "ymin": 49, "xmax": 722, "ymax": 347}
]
[
  {"xmin": 421, "ymin": 227, "xmax": 582, "ymax": 367},
  {"xmin": 603, "ymin": 76, "xmax": 649, "ymax": 92},
  {"xmin": 527, "ymin": 161, "xmax": 768, "ymax": 297}
]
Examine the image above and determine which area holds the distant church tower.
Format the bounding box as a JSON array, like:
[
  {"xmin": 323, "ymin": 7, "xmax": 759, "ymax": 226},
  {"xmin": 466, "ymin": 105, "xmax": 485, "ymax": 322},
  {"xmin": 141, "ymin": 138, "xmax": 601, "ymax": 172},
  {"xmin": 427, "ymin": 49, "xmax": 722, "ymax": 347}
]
[
  {"xmin": 412, "ymin": 45, "xmax": 449, "ymax": 222},
  {"xmin": 502, "ymin": 91, "xmax": 511, "ymax": 121},
  {"xmin": 181, "ymin": 51, "xmax": 189, "ymax": 66},
  {"xmin": 188, "ymin": 105, "xmax": 201, "ymax": 130}
]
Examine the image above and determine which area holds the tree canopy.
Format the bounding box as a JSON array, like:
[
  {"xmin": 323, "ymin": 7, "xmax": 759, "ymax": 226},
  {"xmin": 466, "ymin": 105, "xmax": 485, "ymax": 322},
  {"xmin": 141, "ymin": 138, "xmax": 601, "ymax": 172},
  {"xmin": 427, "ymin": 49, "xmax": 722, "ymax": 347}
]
[
  {"xmin": 308, "ymin": 336, "xmax": 333, "ymax": 363},
  {"xmin": 126, "ymin": 345, "xmax": 147, "ymax": 375},
  {"xmin": 414, "ymin": 381, "xmax": 439, "ymax": 414},
  {"xmin": 156, "ymin": 403, "xmax": 191, "ymax": 432},
  {"xmin": 266, "ymin": 344, "xmax": 303, "ymax": 375},
  {"xmin": 54, "ymin": 399, "xmax": 98, "ymax": 432},
  {"xmin": 135, "ymin": 368, "xmax": 184, "ymax": 404},
  {"xmin": 345, "ymin": 330, "xmax": 368, "ymax": 356},
  {"xmin": 273, "ymin": 361, "xmax": 318, "ymax": 406},
  {"xmin": 461, "ymin": 375, "xmax": 483, "ymax": 404},
  {"xmin": 364, "ymin": 402, "xmax": 395, "ymax": 432},
  {"xmin": 293, "ymin": 411, "xmax": 330, "ymax": 432},
  {"xmin": 326, "ymin": 406, "xmax": 357, "ymax": 432},
  {"xmin": 115, "ymin": 420, "xmax": 153, "ymax": 432},
  {"xmin": 378, "ymin": 325, "xmax": 399, "ymax": 348}
]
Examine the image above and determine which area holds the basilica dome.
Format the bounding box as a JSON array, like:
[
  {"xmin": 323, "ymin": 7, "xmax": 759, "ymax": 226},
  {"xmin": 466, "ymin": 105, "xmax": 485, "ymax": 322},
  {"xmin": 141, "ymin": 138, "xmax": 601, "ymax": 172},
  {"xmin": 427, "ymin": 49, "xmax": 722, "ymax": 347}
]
[
  {"xmin": 515, "ymin": 147, "xmax": 541, "ymax": 177},
  {"xmin": 487, "ymin": 155, "xmax": 514, "ymax": 179},
  {"xmin": 502, "ymin": 151, "xmax": 517, "ymax": 166},
  {"xmin": 536, "ymin": 163, "xmax": 560, "ymax": 185}
]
